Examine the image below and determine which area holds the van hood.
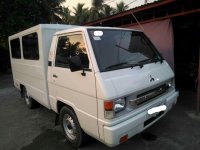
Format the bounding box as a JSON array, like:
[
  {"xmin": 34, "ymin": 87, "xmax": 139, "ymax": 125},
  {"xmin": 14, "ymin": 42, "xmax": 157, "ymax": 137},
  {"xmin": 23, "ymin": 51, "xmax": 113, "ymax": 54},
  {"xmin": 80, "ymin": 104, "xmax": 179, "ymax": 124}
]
[{"xmin": 96, "ymin": 61, "xmax": 174, "ymax": 100}]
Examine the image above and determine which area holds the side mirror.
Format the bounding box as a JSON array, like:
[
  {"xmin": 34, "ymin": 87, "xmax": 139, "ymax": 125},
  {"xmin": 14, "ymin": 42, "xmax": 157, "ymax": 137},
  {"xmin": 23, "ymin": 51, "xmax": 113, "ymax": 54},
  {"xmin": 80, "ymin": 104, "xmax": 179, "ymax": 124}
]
[{"xmin": 69, "ymin": 56, "xmax": 82, "ymax": 72}]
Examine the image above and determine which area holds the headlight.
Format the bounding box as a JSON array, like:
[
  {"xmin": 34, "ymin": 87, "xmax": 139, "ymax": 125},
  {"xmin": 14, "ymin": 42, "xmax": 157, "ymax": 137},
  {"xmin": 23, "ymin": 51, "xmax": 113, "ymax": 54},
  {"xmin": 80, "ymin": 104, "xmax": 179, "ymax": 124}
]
[
  {"xmin": 114, "ymin": 98, "xmax": 126, "ymax": 113},
  {"xmin": 104, "ymin": 98, "xmax": 126, "ymax": 119}
]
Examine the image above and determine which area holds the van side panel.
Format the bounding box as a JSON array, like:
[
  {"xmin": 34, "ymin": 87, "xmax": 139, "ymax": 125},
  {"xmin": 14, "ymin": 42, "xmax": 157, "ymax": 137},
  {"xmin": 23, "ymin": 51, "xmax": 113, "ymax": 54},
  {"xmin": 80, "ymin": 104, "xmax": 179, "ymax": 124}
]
[
  {"xmin": 9, "ymin": 26, "xmax": 50, "ymax": 108},
  {"xmin": 12, "ymin": 59, "xmax": 48, "ymax": 107},
  {"xmin": 9, "ymin": 25, "xmax": 75, "ymax": 109}
]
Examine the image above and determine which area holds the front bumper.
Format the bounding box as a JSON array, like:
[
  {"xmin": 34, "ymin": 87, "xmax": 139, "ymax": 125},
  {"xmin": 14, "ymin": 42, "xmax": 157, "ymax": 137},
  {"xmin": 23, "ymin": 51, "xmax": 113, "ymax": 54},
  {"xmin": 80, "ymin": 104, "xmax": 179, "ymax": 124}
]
[{"xmin": 103, "ymin": 91, "xmax": 179, "ymax": 147}]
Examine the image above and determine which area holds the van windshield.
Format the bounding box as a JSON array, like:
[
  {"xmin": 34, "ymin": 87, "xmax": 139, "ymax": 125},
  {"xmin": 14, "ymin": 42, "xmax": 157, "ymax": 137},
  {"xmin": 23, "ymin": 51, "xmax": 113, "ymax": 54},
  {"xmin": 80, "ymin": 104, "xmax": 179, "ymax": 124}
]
[{"xmin": 88, "ymin": 29, "xmax": 163, "ymax": 72}]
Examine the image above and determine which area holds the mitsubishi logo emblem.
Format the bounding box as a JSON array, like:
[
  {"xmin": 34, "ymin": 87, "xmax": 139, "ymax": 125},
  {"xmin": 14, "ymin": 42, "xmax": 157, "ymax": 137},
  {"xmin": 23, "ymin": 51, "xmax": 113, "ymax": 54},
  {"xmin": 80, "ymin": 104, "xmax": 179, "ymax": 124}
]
[{"xmin": 150, "ymin": 75, "xmax": 155, "ymax": 82}]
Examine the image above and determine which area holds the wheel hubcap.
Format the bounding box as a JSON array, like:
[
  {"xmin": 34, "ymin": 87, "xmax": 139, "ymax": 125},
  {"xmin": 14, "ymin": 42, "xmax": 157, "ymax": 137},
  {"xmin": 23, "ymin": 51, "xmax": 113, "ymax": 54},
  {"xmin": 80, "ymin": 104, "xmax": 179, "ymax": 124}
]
[{"xmin": 63, "ymin": 114, "xmax": 77, "ymax": 140}]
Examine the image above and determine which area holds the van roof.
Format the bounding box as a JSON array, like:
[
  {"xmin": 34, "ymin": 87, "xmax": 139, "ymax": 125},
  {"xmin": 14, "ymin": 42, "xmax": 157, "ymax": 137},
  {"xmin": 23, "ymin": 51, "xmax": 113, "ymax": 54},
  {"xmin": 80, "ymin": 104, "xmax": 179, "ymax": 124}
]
[
  {"xmin": 8, "ymin": 24, "xmax": 77, "ymax": 39},
  {"xmin": 54, "ymin": 25, "xmax": 141, "ymax": 35},
  {"xmin": 9, "ymin": 24, "xmax": 141, "ymax": 39}
]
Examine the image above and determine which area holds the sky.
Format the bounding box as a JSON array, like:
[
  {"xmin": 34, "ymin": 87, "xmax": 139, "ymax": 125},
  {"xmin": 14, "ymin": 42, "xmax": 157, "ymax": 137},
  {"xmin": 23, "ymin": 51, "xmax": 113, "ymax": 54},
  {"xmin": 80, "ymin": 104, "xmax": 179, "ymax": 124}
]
[{"xmin": 63, "ymin": 0, "xmax": 157, "ymax": 11}]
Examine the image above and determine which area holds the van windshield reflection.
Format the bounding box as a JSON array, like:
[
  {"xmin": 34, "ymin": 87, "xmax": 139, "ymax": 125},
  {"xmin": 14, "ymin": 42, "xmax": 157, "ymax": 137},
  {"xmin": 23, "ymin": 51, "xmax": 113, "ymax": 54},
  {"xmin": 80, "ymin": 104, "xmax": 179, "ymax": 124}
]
[{"xmin": 88, "ymin": 29, "xmax": 163, "ymax": 72}]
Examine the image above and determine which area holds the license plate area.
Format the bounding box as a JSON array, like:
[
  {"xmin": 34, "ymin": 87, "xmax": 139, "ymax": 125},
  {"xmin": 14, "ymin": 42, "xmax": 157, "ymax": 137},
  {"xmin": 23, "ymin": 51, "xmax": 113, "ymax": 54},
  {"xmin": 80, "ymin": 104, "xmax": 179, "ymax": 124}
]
[{"xmin": 144, "ymin": 111, "xmax": 164, "ymax": 127}]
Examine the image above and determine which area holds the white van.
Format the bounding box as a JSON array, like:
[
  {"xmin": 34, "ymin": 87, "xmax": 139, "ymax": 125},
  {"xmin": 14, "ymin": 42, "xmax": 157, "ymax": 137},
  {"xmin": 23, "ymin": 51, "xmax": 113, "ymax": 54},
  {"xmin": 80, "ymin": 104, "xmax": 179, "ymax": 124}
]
[{"xmin": 9, "ymin": 24, "xmax": 178, "ymax": 147}]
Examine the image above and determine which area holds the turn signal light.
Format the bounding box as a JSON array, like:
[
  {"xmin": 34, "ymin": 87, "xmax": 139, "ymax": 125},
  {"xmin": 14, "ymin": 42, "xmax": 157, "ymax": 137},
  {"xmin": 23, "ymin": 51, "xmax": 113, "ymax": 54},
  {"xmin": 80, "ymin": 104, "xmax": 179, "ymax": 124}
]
[
  {"xmin": 120, "ymin": 134, "xmax": 128, "ymax": 143},
  {"xmin": 104, "ymin": 101, "xmax": 113, "ymax": 111},
  {"xmin": 104, "ymin": 101, "xmax": 114, "ymax": 119}
]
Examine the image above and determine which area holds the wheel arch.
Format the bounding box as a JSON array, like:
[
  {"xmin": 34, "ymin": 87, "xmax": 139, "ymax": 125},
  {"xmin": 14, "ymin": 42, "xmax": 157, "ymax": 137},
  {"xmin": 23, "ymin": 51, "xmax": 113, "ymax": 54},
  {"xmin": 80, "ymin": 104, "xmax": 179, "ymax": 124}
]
[
  {"xmin": 57, "ymin": 100, "xmax": 76, "ymax": 114},
  {"xmin": 56, "ymin": 99, "xmax": 97, "ymax": 139}
]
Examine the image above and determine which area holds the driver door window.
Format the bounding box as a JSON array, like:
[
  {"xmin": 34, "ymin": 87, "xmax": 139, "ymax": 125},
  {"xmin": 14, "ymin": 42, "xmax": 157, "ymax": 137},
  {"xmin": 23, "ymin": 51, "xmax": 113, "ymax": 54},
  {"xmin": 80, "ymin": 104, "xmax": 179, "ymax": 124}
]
[{"xmin": 55, "ymin": 34, "xmax": 89, "ymax": 68}]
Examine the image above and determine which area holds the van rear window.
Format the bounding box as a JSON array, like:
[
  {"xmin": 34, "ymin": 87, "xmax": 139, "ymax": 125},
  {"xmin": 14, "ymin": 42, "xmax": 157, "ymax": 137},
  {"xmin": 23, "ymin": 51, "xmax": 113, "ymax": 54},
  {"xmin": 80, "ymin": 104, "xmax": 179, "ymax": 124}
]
[
  {"xmin": 10, "ymin": 38, "xmax": 21, "ymax": 59},
  {"xmin": 22, "ymin": 32, "xmax": 39, "ymax": 60}
]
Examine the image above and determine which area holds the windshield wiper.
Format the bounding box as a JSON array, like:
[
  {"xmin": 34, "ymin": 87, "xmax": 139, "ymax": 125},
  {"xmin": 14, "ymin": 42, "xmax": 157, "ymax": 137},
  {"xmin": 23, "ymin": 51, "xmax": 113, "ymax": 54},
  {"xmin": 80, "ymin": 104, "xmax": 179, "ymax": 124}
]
[
  {"xmin": 115, "ymin": 44, "xmax": 129, "ymax": 51},
  {"xmin": 138, "ymin": 58, "xmax": 152, "ymax": 64},
  {"xmin": 138, "ymin": 57, "xmax": 163, "ymax": 64},
  {"xmin": 105, "ymin": 62, "xmax": 128, "ymax": 69},
  {"xmin": 106, "ymin": 61, "xmax": 144, "ymax": 70},
  {"xmin": 129, "ymin": 62, "xmax": 143, "ymax": 69},
  {"xmin": 151, "ymin": 57, "xmax": 163, "ymax": 64}
]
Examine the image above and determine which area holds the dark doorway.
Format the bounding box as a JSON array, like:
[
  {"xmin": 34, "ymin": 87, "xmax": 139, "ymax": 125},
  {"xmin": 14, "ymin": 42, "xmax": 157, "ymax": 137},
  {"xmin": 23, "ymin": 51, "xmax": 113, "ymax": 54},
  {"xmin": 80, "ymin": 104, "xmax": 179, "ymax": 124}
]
[{"xmin": 173, "ymin": 14, "xmax": 200, "ymax": 90}]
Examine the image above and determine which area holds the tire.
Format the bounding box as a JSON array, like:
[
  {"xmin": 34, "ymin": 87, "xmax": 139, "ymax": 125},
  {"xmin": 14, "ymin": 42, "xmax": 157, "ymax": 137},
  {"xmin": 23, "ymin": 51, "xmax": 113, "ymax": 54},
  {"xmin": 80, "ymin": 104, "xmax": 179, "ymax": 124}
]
[
  {"xmin": 60, "ymin": 106, "xmax": 88, "ymax": 148},
  {"xmin": 23, "ymin": 87, "xmax": 36, "ymax": 109}
]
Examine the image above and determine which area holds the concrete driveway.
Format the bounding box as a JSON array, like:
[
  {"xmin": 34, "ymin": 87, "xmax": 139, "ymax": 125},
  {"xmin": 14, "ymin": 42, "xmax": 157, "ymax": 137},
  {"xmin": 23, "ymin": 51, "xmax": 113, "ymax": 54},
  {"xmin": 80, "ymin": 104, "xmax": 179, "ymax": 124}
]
[{"xmin": 1, "ymin": 72, "xmax": 200, "ymax": 150}]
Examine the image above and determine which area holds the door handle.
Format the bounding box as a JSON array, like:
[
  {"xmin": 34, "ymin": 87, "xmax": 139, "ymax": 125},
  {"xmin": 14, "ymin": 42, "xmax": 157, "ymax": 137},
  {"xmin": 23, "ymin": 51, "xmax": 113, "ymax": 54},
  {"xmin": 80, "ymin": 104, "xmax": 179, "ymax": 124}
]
[{"xmin": 53, "ymin": 74, "xmax": 58, "ymax": 78}]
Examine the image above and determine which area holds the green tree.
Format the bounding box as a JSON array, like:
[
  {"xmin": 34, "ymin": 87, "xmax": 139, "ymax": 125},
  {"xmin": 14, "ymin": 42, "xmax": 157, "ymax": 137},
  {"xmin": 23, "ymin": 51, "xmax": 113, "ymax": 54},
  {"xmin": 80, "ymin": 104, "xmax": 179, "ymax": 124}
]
[
  {"xmin": 101, "ymin": 4, "xmax": 114, "ymax": 17},
  {"xmin": 72, "ymin": 3, "xmax": 89, "ymax": 25},
  {"xmin": 0, "ymin": 0, "xmax": 65, "ymax": 49},
  {"xmin": 89, "ymin": 0, "xmax": 104, "ymax": 21},
  {"xmin": 114, "ymin": 1, "xmax": 129, "ymax": 14},
  {"xmin": 59, "ymin": 7, "xmax": 72, "ymax": 24},
  {"xmin": 37, "ymin": 0, "xmax": 65, "ymax": 23}
]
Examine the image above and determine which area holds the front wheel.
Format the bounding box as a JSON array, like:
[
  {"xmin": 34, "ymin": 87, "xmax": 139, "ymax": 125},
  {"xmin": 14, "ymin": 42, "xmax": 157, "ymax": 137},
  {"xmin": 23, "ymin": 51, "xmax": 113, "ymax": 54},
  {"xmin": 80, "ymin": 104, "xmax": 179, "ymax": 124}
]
[{"xmin": 60, "ymin": 106, "xmax": 88, "ymax": 148}]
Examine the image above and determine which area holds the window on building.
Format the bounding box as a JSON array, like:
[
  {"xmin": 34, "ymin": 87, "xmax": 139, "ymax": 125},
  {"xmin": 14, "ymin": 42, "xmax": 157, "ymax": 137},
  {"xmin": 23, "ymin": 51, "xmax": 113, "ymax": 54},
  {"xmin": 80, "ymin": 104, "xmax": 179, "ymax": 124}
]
[
  {"xmin": 10, "ymin": 38, "xmax": 21, "ymax": 59},
  {"xmin": 22, "ymin": 32, "xmax": 39, "ymax": 60},
  {"xmin": 55, "ymin": 34, "xmax": 89, "ymax": 68}
]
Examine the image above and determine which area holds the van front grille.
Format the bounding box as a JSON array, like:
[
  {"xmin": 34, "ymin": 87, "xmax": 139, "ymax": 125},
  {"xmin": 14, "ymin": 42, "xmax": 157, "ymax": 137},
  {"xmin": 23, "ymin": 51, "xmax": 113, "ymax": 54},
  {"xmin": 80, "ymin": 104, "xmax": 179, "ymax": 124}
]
[{"xmin": 129, "ymin": 84, "xmax": 169, "ymax": 107}]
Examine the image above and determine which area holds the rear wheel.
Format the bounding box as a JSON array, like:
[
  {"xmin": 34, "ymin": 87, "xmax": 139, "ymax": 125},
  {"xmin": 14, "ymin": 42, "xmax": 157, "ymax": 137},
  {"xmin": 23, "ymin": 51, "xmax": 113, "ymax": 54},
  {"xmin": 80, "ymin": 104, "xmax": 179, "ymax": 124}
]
[
  {"xmin": 60, "ymin": 106, "xmax": 88, "ymax": 147},
  {"xmin": 23, "ymin": 87, "xmax": 36, "ymax": 109}
]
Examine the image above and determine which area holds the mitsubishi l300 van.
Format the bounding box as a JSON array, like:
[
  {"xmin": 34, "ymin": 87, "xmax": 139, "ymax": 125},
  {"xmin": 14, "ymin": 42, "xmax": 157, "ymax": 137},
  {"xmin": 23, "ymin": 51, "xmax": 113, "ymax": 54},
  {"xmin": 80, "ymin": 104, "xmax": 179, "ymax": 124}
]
[{"xmin": 9, "ymin": 25, "xmax": 179, "ymax": 147}]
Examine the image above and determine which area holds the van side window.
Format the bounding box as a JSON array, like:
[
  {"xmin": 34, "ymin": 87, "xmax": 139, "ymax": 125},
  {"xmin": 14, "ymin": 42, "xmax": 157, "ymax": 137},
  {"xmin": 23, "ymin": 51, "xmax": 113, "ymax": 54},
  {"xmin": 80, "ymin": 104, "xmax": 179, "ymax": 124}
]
[
  {"xmin": 22, "ymin": 32, "xmax": 39, "ymax": 60},
  {"xmin": 55, "ymin": 34, "xmax": 89, "ymax": 68},
  {"xmin": 10, "ymin": 38, "xmax": 21, "ymax": 59}
]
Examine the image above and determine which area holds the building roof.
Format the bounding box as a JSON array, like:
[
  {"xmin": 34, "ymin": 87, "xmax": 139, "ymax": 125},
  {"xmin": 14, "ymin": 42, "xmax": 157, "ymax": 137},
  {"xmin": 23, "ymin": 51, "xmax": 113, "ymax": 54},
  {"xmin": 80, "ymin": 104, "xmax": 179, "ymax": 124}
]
[{"xmin": 84, "ymin": 0, "xmax": 200, "ymax": 27}]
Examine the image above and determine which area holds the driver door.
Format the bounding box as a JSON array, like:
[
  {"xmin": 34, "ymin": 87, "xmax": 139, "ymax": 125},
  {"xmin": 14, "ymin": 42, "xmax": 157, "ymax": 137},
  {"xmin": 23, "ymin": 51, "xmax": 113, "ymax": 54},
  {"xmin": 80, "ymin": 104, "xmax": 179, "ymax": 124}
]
[{"xmin": 49, "ymin": 32, "xmax": 99, "ymax": 138}]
